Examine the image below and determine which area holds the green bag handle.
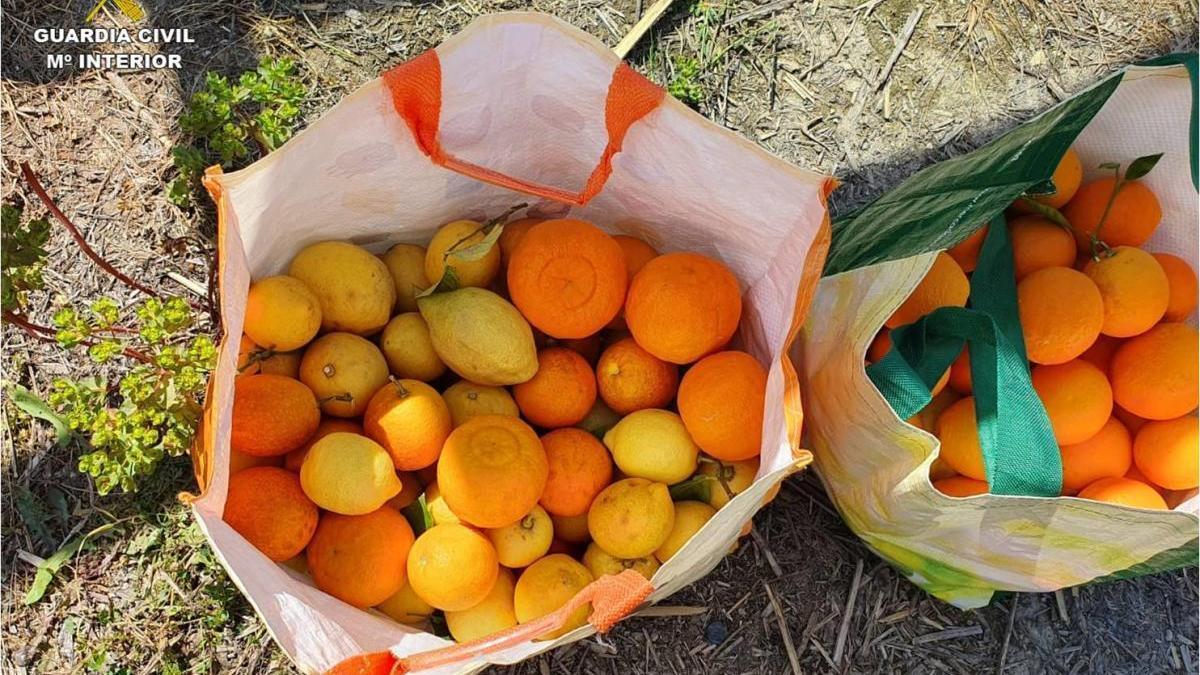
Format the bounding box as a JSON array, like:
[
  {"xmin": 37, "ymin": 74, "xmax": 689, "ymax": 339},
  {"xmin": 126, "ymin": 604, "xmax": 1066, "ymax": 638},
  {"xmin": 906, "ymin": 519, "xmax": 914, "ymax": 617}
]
[{"xmin": 866, "ymin": 217, "xmax": 1062, "ymax": 497}]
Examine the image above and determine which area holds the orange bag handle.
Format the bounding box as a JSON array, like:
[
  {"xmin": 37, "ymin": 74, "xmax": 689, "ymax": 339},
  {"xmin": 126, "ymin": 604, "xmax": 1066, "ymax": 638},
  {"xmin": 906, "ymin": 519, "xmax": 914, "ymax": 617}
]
[
  {"xmin": 382, "ymin": 51, "xmax": 664, "ymax": 207},
  {"xmin": 326, "ymin": 570, "xmax": 653, "ymax": 675}
]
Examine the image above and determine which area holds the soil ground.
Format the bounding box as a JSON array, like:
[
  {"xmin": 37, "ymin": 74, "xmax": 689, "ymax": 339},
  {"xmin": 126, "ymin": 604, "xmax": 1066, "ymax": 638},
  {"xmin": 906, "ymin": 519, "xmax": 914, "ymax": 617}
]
[{"xmin": 2, "ymin": 1, "xmax": 1198, "ymax": 673}]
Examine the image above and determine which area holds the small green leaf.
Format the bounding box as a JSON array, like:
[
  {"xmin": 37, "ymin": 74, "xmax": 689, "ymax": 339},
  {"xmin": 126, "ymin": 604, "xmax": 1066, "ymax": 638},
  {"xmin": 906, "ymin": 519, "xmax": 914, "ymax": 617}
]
[
  {"xmin": 1124, "ymin": 153, "xmax": 1164, "ymax": 181},
  {"xmin": 401, "ymin": 496, "xmax": 434, "ymax": 535},
  {"xmin": 669, "ymin": 475, "xmax": 713, "ymax": 502},
  {"xmin": 414, "ymin": 265, "xmax": 459, "ymax": 299},
  {"xmin": 445, "ymin": 222, "xmax": 505, "ymax": 263},
  {"xmin": 10, "ymin": 385, "xmax": 71, "ymax": 446},
  {"xmin": 24, "ymin": 521, "xmax": 119, "ymax": 604}
]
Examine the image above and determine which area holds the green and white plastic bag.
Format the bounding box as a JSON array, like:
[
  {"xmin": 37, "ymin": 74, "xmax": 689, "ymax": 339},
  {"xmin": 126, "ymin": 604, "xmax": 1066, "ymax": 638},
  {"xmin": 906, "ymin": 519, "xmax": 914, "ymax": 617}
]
[{"xmin": 796, "ymin": 54, "xmax": 1199, "ymax": 608}]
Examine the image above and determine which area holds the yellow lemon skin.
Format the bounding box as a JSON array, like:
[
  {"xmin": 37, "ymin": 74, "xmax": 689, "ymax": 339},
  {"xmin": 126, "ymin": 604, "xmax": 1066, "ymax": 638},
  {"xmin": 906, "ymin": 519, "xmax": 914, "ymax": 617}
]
[
  {"xmin": 382, "ymin": 243, "xmax": 430, "ymax": 313},
  {"xmin": 445, "ymin": 568, "xmax": 518, "ymax": 643},
  {"xmin": 582, "ymin": 542, "xmax": 659, "ymax": 581},
  {"xmin": 376, "ymin": 582, "xmax": 435, "ymax": 626},
  {"xmin": 549, "ymin": 512, "xmax": 591, "ymax": 544},
  {"xmin": 442, "ymin": 381, "xmax": 520, "ymax": 428},
  {"xmin": 698, "ymin": 459, "xmax": 758, "ymax": 509},
  {"xmin": 288, "ymin": 241, "xmax": 396, "ymax": 335},
  {"xmin": 486, "ymin": 505, "xmax": 553, "ymax": 568},
  {"xmin": 654, "ymin": 501, "xmax": 716, "ymax": 563},
  {"xmin": 299, "ymin": 332, "xmax": 389, "ymax": 417},
  {"xmin": 604, "ymin": 409, "xmax": 699, "ymax": 484},
  {"xmin": 587, "ymin": 478, "xmax": 675, "ymax": 559},
  {"xmin": 299, "ymin": 432, "xmax": 401, "ymax": 515},
  {"xmin": 425, "ymin": 220, "xmax": 501, "ymax": 289},
  {"xmin": 419, "ymin": 288, "xmax": 538, "ymax": 386},
  {"xmin": 407, "ymin": 523, "xmax": 499, "ymax": 611},
  {"xmin": 244, "ymin": 275, "xmax": 322, "ymax": 352},
  {"xmin": 424, "ymin": 482, "xmax": 461, "ymax": 525},
  {"xmin": 380, "ymin": 313, "xmax": 446, "ymax": 382},
  {"xmin": 513, "ymin": 554, "xmax": 594, "ymax": 640}
]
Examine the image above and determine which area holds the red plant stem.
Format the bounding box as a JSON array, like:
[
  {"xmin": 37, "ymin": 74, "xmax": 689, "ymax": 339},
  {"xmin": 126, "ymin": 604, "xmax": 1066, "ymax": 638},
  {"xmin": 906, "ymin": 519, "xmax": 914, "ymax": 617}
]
[
  {"xmin": 20, "ymin": 162, "xmax": 162, "ymax": 298},
  {"xmin": 3, "ymin": 309, "xmax": 153, "ymax": 365}
]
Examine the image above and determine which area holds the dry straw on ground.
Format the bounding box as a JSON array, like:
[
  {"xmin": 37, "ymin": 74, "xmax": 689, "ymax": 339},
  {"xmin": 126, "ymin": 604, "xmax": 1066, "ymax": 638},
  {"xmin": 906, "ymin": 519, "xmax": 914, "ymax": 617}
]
[{"xmin": 2, "ymin": 1, "xmax": 1198, "ymax": 673}]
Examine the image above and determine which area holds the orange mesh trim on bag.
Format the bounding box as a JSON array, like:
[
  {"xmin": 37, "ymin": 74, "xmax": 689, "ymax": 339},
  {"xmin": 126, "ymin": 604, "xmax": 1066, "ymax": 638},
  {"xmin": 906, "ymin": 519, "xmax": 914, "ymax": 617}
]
[
  {"xmin": 382, "ymin": 52, "xmax": 663, "ymax": 207},
  {"xmin": 325, "ymin": 570, "xmax": 653, "ymax": 675}
]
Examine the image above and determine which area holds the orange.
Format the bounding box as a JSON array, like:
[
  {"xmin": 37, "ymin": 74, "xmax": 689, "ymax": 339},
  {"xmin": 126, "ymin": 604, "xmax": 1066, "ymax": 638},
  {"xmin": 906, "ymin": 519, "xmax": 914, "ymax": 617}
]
[
  {"xmin": 1030, "ymin": 359, "xmax": 1113, "ymax": 445},
  {"xmin": 866, "ymin": 329, "xmax": 891, "ymax": 363},
  {"xmin": 236, "ymin": 335, "xmax": 300, "ymax": 378},
  {"xmin": 946, "ymin": 225, "xmax": 988, "ymax": 273},
  {"xmin": 1064, "ymin": 177, "xmax": 1162, "ymax": 252},
  {"xmin": 437, "ymin": 415, "xmax": 549, "ymax": 528},
  {"xmin": 513, "ymin": 348, "xmax": 597, "ymax": 428},
  {"xmin": 285, "ymin": 417, "xmax": 363, "ymax": 472},
  {"xmin": 539, "ymin": 428, "xmax": 613, "ymax": 517},
  {"xmin": 907, "ymin": 389, "xmax": 961, "ymax": 434},
  {"xmin": 363, "ymin": 379, "xmax": 452, "ymax": 470},
  {"xmin": 230, "ymin": 449, "xmax": 281, "ymax": 475},
  {"xmin": 1152, "ymin": 253, "xmax": 1199, "ymax": 321},
  {"xmin": 307, "ymin": 508, "xmax": 416, "ymax": 608},
  {"xmin": 596, "ymin": 337, "xmax": 679, "ymax": 415},
  {"xmin": 1133, "ymin": 416, "xmax": 1199, "ymax": 490},
  {"xmin": 1059, "ymin": 416, "xmax": 1132, "ymax": 494},
  {"xmin": 223, "ymin": 466, "xmax": 318, "ymax": 561},
  {"xmin": 1124, "ymin": 463, "xmax": 1166, "ymax": 495},
  {"xmin": 625, "ymin": 252, "xmax": 742, "ymax": 364},
  {"xmin": 677, "ymin": 351, "xmax": 767, "ymax": 461},
  {"xmin": 1113, "ymin": 404, "xmax": 1148, "ymax": 435},
  {"xmin": 885, "ymin": 252, "xmax": 969, "ymax": 329},
  {"xmin": 948, "ymin": 349, "xmax": 972, "ymax": 394},
  {"xmin": 1078, "ymin": 335, "xmax": 1122, "ymax": 376},
  {"xmin": 1082, "ymin": 246, "xmax": 1169, "ymax": 337},
  {"xmin": 1016, "ymin": 267, "xmax": 1104, "ymax": 365},
  {"xmin": 513, "ymin": 554, "xmax": 594, "ymax": 640},
  {"xmin": 936, "ymin": 397, "xmax": 985, "ymax": 480},
  {"xmin": 406, "ymin": 523, "xmax": 499, "ymax": 611},
  {"xmin": 1110, "ymin": 323, "xmax": 1199, "ymax": 419},
  {"xmin": 607, "ymin": 235, "xmax": 660, "ymax": 329},
  {"xmin": 507, "ymin": 219, "xmax": 627, "ymax": 339},
  {"xmin": 559, "ymin": 334, "xmax": 602, "ymax": 364},
  {"xmin": 1008, "ymin": 216, "xmax": 1077, "ymax": 280},
  {"xmin": 497, "ymin": 218, "xmax": 543, "ymax": 264},
  {"xmin": 1013, "ymin": 148, "xmax": 1083, "ymax": 211},
  {"xmin": 932, "ymin": 476, "xmax": 988, "ymax": 497},
  {"xmin": 231, "ymin": 374, "xmax": 320, "ymax": 457},
  {"xmin": 1076, "ymin": 476, "xmax": 1167, "ymax": 510}
]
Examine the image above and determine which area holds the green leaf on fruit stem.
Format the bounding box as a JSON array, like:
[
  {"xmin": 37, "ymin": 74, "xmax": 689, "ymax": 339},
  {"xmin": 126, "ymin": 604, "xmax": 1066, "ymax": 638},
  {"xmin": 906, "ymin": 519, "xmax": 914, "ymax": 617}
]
[
  {"xmin": 1124, "ymin": 153, "xmax": 1164, "ymax": 181},
  {"xmin": 401, "ymin": 496, "xmax": 434, "ymax": 535},
  {"xmin": 669, "ymin": 475, "xmax": 713, "ymax": 502},
  {"xmin": 1013, "ymin": 198, "xmax": 1073, "ymax": 232}
]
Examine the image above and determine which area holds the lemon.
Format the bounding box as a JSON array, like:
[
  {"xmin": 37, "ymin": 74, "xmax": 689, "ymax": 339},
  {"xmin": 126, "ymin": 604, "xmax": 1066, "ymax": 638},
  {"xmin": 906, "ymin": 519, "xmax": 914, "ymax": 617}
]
[
  {"xmin": 587, "ymin": 478, "xmax": 675, "ymax": 559},
  {"xmin": 244, "ymin": 276, "xmax": 322, "ymax": 351},
  {"xmin": 382, "ymin": 243, "xmax": 430, "ymax": 313},
  {"xmin": 288, "ymin": 241, "xmax": 395, "ymax": 335},
  {"xmin": 549, "ymin": 512, "xmax": 591, "ymax": 544},
  {"xmin": 376, "ymin": 582, "xmax": 435, "ymax": 626},
  {"xmin": 379, "ymin": 313, "xmax": 446, "ymax": 382},
  {"xmin": 698, "ymin": 458, "xmax": 758, "ymax": 508},
  {"xmin": 445, "ymin": 568, "xmax": 517, "ymax": 642},
  {"xmin": 581, "ymin": 542, "xmax": 659, "ymax": 581},
  {"xmin": 442, "ymin": 381, "xmax": 520, "ymax": 427},
  {"xmin": 419, "ymin": 288, "xmax": 537, "ymax": 386},
  {"xmin": 299, "ymin": 432, "xmax": 401, "ymax": 515},
  {"xmin": 425, "ymin": 220, "xmax": 501, "ymax": 289},
  {"xmin": 299, "ymin": 332, "xmax": 389, "ymax": 417},
  {"xmin": 513, "ymin": 554, "xmax": 593, "ymax": 640},
  {"xmin": 654, "ymin": 501, "xmax": 715, "ymax": 562},
  {"xmin": 487, "ymin": 505, "xmax": 553, "ymax": 568},
  {"xmin": 604, "ymin": 409, "xmax": 699, "ymax": 484},
  {"xmin": 424, "ymin": 482, "xmax": 461, "ymax": 525}
]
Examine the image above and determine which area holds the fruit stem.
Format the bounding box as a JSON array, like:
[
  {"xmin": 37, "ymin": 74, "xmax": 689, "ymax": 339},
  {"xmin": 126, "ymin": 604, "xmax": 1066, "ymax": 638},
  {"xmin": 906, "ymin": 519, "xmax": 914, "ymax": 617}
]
[
  {"xmin": 443, "ymin": 202, "xmax": 529, "ymax": 259},
  {"xmin": 1014, "ymin": 197, "xmax": 1072, "ymax": 233},
  {"xmin": 1090, "ymin": 163, "xmax": 1126, "ymax": 258},
  {"xmin": 390, "ymin": 376, "xmax": 410, "ymax": 398},
  {"xmin": 237, "ymin": 347, "xmax": 277, "ymax": 373}
]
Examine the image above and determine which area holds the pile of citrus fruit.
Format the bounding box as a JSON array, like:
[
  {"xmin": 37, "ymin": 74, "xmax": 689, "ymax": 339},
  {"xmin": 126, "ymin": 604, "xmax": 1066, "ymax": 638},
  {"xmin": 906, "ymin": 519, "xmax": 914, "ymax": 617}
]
[
  {"xmin": 222, "ymin": 216, "xmax": 770, "ymax": 642},
  {"xmin": 868, "ymin": 148, "xmax": 1198, "ymax": 509}
]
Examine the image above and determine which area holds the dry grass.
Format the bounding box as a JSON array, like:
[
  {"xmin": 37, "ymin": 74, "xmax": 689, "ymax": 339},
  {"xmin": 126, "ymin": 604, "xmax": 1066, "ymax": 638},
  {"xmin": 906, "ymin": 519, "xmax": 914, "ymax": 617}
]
[{"xmin": 2, "ymin": 0, "xmax": 1198, "ymax": 673}]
